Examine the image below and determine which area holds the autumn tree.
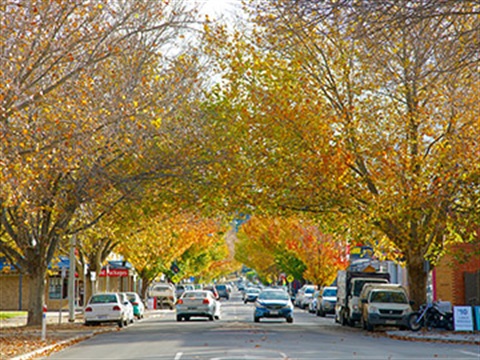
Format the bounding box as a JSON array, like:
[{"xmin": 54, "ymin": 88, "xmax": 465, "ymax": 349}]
[
  {"xmin": 236, "ymin": 216, "xmax": 347, "ymax": 286},
  {"xmin": 203, "ymin": 0, "xmax": 479, "ymax": 307},
  {"xmin": 0, "ymin": 0, "xmax": 208, "ymax": 325}
]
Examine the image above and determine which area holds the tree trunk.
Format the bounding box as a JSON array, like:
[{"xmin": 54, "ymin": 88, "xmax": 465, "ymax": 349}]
[
  {"xmin": 140, "ymin": 275, "xmax": 152, "ymax": 301},
  {"xmin": 27, "ymin": 268, "xmax": 47, "ymax": 326},
  {"xmin": 406, "ymin": 255, "xmax": 428, "ymax": 311}
]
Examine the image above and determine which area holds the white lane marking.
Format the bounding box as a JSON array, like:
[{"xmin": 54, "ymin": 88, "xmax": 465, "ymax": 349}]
[
  {"xmin": 459, "ymin": 350, "xmax": 480, "ymax": 358},
  {"xmin": 174, "ymin": 352, "xmax": 183, "ymax": 360}
]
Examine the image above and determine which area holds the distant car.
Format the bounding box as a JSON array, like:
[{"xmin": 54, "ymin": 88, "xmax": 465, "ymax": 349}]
[
  {"xmin": 176, "ymin": 290, "xmax": 221, "ymax": 321},
  {"xmin": 175, "ymin": 284, "xmax": 195, "ymax": 299},
  {"xmin": 316, "ymin": 286, "xmax": 337, "ymax": 317},
  {"xmin": 309, "ymin": 290, "xmax": 320, "ymax": 313},
  {"xmin": 216, "ymin": 284, "xmax": 230, "ymax": 300},
  {"xmin": 244, "ymin": 287, "xmax": 262, "ymax": 303},
  {"xmin": 84, "ymin": 293, "xmax": 129, "ymax": 327},
  {"xmin": 203, "ymin": 285, "xmax": 219, "ymax": 299},
  {"xmin": 254, "ymin": 289, "xmax": 294, "ymax": 323},
  {"xmin": 119, "ymin": 292, "xmax": 135, "ymax": 324},
  {"xmin": 149, "ymin": 283, "xmax": 176, "ymax": 309},
  {"xmin": 294, "ymin": 285, "xmax": 316, "ymax": 309},
  {"xmin": 126, "ymin": 292, "xmax": 145, "ymax": 319}
]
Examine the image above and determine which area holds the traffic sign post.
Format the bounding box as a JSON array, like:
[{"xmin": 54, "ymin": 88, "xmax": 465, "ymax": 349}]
[{"xmin": 41, "ymin": 304, "xmax": 47, "ymax": 341}]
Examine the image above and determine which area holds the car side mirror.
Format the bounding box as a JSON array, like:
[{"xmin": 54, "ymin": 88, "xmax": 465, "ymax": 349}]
[{"xmin": 124, "ymin": 301, "xmax": 129, "ymax": 306}]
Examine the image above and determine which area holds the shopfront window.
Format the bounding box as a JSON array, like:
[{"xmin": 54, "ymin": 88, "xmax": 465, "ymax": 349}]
[{"xmin": 49, "ymin": 276, "xmax": 67, "ymax": 299}]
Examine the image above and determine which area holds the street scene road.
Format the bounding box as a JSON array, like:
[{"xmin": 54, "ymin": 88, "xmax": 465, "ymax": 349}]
[{"xmin": 45, "ymin": 292, "xmax": 479, "ymax": 360}]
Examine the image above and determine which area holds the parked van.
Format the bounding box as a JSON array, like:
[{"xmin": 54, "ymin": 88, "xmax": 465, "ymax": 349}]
[{"xmin": 359, "ymin": 283, "xmax": 413, "ymax": 331}]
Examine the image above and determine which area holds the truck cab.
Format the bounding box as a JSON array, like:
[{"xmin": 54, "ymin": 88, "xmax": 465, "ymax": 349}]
[
  {"xmin": 335, "ymin": 270, "xmax": 390, "ymax": 326},
  {"xmin": 359, "ymin": 283, "xmax": 412, "ymax": 331}
]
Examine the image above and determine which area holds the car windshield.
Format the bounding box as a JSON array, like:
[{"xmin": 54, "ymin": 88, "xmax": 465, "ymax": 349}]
[
  {"xmin": 216, "ymin": 285, "xmax": 226, "ymax": 290},
  {"xmin": 323, "ymin": 288, "xmax": 337, "ymax": 297},
  {"xmin": 90, "ymin": 294, "xmax": 117, "ymax": 304},
  {"xmin": 305, "ymin": 288, "xmax": 315, "ymax": 294},
  {"xmin": 258, "ymin": 291, "xmax": 289, "ymax": 301},
  {"xmin": 353, "ymin": 280, "xmax": 387, "ymax": 296},
  {"xmin": 247, "ymin": 288, "xmax": 261, "ymax": 294},
  {"xmin": 370, "ymin": 291, "xmax": 408, "ymax": 304},
  {"xmin": 127, "ymin": 294, "xmax": 137, "ymax": 302}
]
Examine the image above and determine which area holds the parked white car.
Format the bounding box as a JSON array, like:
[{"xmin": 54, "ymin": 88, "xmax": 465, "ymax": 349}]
[
  {"xmin": 119, "ymin": 292, "xmax": 135, "ymax": 324},
  {"xmin": 316, "ymin": 286, "xmax": 337, "ymax": 317},
  {"xmin": 84, "ymin": 292, "xmax": 129, "ymax": 327},
  {"xmin": 294, "ymin": 285, "xmax": 316, "ymax": 309}
]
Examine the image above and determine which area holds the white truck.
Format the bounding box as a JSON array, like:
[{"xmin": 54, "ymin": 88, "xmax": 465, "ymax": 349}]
[{"xmin": 335, "ymin": 270, "xmax": 390, "ymax": 326}]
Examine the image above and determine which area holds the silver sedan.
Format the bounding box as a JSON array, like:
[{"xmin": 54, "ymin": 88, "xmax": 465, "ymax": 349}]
[{"xmin": 175, "ymin": 290, "xmax": 221, "ymax": 321}]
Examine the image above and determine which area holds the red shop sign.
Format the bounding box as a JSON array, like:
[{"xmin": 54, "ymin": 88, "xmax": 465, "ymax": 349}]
[{"xmin": 99, "ymin": 268, "xmax": 129, "ymax": 277}]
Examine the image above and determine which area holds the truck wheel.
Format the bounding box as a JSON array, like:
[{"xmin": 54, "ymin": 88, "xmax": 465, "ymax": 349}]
[
  {"xmin": 286, "ymin": 316, "xmax": 294, "ymax": 323},
  {"xmin": 254, "ymin": 316, "xmax": 260, "ymax": 323}
]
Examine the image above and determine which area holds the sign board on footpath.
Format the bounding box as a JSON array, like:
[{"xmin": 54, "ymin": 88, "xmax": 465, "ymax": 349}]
[{"xmin": 453, "ymin": 306, "xmax": 474, "ymax": 332}]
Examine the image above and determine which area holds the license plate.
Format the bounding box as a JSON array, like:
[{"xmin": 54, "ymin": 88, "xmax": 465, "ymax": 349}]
[
  {"xmin": 269, "ymin": 311, "xmax": 278, "ymax": 315},
  {"xmin": 386, "ymin": 320, "xmax": 396, "ymax": 325},
  {"xmin": 188, "ymin": 307, "xmax": 197, "ymax": 310},
  {"xmin": 97, "ymin": 315, "xmax": 107, "ymax": 319}
]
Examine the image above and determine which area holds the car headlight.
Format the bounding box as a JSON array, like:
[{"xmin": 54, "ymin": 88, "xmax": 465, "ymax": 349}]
[
  {"xmin": 255, "ymin": 301, "xmax": 266, "ymax": 309},
  {"xmin": 368, "ymin": 305, "xmax": 378, "ymax": 313}
]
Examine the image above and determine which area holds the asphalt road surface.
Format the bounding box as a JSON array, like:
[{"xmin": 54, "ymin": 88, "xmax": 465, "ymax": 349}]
[{"xmin": 45, "ymin": 292, "xmax": 480, "ymax": 360}]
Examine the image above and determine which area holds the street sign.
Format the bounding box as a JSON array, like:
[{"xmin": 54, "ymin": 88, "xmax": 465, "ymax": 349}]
[
  {"xmin": 287, "ymin": 275, "xmax": 294, "ymax": 283},
  {"xmin": 171, "ymin": 275, "xmax": 180, "ymax": 284},
  {"xmin": 454, "ymin": 306, "xmax": 474, "ymax": 331}
]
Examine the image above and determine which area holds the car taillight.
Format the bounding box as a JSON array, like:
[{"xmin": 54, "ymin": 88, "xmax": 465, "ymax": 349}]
[
  {"xmin": 112, "ymin": 305, "xmax": 121, "ymax": 311},
  {"xmin": 84, "ymin": 307, "xmax": 92, "ymax": 312},
  {"xmin": 203, "ymin": 298, "xmax": 210, "ymax": 305},
  {"xmin": 177, "ymin": 299, "xmax": 183, "ymax": 305}
]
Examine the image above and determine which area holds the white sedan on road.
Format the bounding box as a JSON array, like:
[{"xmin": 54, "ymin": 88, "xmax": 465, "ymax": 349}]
[{"xmin": 176, "ymin": 290, "xmax": 221, "ymax": 321}]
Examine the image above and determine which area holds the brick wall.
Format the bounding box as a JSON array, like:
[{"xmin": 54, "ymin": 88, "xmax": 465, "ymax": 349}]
[
  {"xmin": 435, "ymin": 243, "xmax": 480, "ymax": 306},
  {"xmin": 0, "ymin": 273, "xmax": 29, "ymax": 310}
]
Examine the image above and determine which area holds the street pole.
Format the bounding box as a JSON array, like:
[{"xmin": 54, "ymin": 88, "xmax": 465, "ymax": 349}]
[{"xmin": 68, "ymin": 235, "xmax": 76, "ymax": 322}]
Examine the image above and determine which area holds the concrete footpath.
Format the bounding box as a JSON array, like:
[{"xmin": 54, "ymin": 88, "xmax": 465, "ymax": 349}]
[
  {"xmin": 1, "ymin": 310, "xmax": 479, "ymax": 360},
  {"xmin": 386, "ymin": 328, "xmax": 480, "ymax": 345}
]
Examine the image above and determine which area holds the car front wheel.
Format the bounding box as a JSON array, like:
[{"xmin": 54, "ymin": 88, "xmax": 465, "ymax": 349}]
[{"xmin": 286, "ymin": 317, "xmax": 294, "ymax": 323}]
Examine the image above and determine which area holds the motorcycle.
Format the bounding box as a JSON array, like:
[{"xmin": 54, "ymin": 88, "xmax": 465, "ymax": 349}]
[{"xmin": 407, "ymin": 302, "xmax": 454, "ymax": 331}]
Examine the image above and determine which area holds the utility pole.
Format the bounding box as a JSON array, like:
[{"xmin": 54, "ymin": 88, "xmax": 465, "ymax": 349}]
[{"xmin": 68, "ymin": 235, "xmax": 76, "ymax": 322}]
